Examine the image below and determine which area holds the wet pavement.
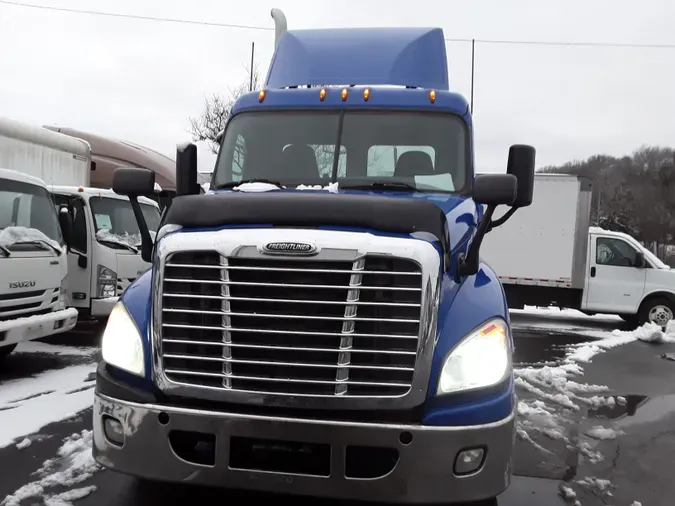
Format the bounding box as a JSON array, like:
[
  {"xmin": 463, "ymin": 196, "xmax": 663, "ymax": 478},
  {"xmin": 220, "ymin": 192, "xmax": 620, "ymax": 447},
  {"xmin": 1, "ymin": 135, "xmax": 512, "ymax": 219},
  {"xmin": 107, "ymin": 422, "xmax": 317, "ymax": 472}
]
[{"xmin": 1, "ymin": 311, "xmax": 673, "ymax": 505}]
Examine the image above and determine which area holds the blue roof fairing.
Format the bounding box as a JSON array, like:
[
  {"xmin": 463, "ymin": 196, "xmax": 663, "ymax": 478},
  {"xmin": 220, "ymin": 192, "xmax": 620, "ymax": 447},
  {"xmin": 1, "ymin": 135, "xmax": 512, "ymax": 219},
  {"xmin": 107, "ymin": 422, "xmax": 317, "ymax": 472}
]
[
  {"xmin": 265, "ymin": 27, "xmax": 450, "ymax": 90},
  {"xmin": 231, "ymin": 87, "xmax": 470, "ymax": 118}
]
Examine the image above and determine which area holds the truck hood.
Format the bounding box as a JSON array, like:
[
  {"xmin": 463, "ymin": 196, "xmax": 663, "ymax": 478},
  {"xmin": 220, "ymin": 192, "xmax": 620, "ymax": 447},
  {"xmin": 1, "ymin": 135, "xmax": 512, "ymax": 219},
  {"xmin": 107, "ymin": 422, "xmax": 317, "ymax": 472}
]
[{"xmin": 200, "ymin": 187, "xmax": 479, "ymax": 257}]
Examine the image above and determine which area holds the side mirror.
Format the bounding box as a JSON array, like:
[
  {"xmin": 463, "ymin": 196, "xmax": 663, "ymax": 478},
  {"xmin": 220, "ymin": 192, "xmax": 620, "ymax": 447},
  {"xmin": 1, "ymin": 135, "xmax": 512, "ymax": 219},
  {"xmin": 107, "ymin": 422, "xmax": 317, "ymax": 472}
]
[
  {"xmin": 176, "ymin": 143, "xmax": 200, "ymax": 196},
  {"xmin": 113, "ymin": 167, "xmax": 156, "ymax": 197},
  {"xmin": 506, "ymin": 144, "xmax": 536, "ymax": 208},
  {"xmin": 635, "ymin": 252, "xmax": 646, "ymax": 268},
  {"xmin": 112, "ymin": 167, "xmax": 156, "ymax": 263},
  {"xmin": 472, "ymin": 174, "xmax": 517, "ymax": 206},
  {"xmin": 58, "ymin": 207, "xmax": 72, "ymax": 248}
]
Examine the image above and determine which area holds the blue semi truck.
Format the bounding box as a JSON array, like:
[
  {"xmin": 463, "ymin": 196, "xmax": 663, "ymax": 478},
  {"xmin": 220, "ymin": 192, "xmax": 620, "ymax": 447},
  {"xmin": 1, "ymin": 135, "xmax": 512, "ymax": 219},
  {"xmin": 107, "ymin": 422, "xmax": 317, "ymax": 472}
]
[{"xmin": 93, "ymin": 9, "xmax": 535, "ymax": 505}]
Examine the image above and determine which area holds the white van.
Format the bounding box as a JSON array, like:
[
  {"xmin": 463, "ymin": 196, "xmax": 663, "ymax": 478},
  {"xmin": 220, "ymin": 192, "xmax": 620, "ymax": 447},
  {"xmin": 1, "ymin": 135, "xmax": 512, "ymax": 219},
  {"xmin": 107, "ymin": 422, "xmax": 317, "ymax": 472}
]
[{"xmin": 49, "ymin": 186, "xmax": 161, "ymax": 321}]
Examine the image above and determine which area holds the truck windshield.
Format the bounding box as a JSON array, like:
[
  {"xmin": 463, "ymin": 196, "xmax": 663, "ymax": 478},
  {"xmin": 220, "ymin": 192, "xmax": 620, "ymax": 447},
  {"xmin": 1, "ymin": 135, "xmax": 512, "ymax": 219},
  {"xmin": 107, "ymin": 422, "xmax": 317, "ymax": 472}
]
[
  {"xmin": 90, "ymin": 197, "xmax": 160, "ymax": 251},
  {"xmin": 0, "ymin": 178, "xmax": 63, "ymax": 254},
  {"xmin": 212, "ymin": 110, "xmax": 468, "ymax": 193}
]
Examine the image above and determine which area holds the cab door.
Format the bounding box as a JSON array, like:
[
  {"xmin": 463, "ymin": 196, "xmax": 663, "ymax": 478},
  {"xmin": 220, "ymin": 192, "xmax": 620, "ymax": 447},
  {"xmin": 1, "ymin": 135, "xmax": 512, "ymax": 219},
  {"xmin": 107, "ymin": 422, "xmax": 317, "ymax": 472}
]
[
  {"xmin": 584, "ymin": 233, "xmax": 647, "ymax": 313},
  {"xmin": 54, "ymin": 194, "xmax": 92, "ymax": 311}
]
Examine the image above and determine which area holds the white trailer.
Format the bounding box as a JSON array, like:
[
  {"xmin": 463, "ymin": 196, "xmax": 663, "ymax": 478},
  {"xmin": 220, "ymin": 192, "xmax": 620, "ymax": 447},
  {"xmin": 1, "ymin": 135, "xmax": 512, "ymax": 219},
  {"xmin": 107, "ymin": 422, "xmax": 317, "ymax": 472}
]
[
  {"xmin": 0, "ymin": 169, "xmax": 78, "ymax": 360},
  {"xmin": 49, "ymin": 186, "xmax": 161, "ymax": 321},
  {"xmin": 481, "ymin": 173, "xmax": 675, "ymax": 327}
]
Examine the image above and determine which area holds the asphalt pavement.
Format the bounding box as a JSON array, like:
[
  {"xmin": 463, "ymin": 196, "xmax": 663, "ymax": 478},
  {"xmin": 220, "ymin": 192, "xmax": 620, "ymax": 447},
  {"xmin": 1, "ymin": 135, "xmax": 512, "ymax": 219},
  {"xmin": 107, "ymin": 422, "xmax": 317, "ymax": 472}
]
[{"xmin": 1, "ymin": 310, "xmax": 673, "ymax": 506}]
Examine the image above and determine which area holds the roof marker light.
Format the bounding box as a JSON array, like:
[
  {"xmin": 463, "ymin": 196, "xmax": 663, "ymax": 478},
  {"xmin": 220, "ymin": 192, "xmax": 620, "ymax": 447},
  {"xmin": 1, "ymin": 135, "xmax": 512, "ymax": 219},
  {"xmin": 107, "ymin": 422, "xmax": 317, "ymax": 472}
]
[
  {"xmin": 320, "ymin": 88, "xmax": 327, "ymax": 101},
  {"xmin": 363, "ymin": 88, "xmax": 371, "ymax": 101},
  {"xmin": 429, "ymin": 90, "xmax": 437, "ymax": 103},
  {"xmin": 341, "ymin": 88, "xmax": 348, "ymax": 101},
  {"xmin": 77, "ymin": 187, "xmax": 84, "ymax": 192},
  {"xmin": 258, "ymin": 90, "xmax": 267, "ymax": 103}
]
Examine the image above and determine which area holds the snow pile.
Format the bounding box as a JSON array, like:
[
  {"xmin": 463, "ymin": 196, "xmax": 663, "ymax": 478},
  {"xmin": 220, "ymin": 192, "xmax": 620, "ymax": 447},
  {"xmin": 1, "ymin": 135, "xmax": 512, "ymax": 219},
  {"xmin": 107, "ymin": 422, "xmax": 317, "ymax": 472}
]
[
  {"xmin": 296, "ymin": 182, "xmax": 340, "ymax": 193},
  {"xmin": 0, "ymin": 226, "xmax": 62, "ymax": 253},
  {"xmin": 232, "ymin": 182, "xmax": 281, "ymax": 192},
  {"xmin": 96, "ymin": 229, "xmax": 157, "ymax": 249},
  {"xmin": 0, "ymin": 307, "xmax": 77, "ymax": 335},
  {"xmin": 0, "ymin": 363, "xmax": 97, "ymax": 448},
  {"xmin": 2, "ymin": 430, "xmax": 100, "ymax": 506},
  {"xmin": 515, "ymin": 321, "xmax": 673, "ymax": 505}
]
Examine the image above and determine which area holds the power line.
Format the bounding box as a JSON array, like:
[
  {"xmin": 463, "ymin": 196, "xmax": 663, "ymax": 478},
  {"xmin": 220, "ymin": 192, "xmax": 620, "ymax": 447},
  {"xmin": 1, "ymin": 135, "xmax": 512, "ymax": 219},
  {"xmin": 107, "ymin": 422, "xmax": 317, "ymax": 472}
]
[
  {"xmin": 2, "ymin": 0, "xmax": 675, "ymax": 49},
  {"xmin": 0, "ymin": 0, "xmax": 273, "ymax": 31}
]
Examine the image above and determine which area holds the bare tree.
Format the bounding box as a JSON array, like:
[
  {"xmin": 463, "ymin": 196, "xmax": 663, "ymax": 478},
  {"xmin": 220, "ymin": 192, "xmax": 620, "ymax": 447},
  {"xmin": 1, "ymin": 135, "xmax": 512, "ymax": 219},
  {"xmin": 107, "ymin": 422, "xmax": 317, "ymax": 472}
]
[{"xmin": 188, "ymin": 64, "xmax": 262, "ymax": 154}]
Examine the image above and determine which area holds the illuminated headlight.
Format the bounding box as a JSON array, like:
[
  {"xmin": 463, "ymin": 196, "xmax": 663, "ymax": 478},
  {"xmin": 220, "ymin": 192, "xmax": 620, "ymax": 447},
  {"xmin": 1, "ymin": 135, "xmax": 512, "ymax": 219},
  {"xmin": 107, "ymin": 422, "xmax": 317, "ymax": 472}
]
[
  {"xmin": 437, "ymin": 318, "xmax": 511, "ymax": 395},
  {"xmin": 97, "ymin": 265, "xmax": 117, "ymax": 298},
  {"xmin": 101, "ymin": 302, "xmax": 145, "ymax": 376}
]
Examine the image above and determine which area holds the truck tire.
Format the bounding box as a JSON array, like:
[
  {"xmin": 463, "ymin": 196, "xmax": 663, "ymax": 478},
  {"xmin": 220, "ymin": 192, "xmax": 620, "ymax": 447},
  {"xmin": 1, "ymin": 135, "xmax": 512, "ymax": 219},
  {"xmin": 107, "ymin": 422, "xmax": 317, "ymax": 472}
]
[
  {"xmin": 0, "ymin": 344, "xmax": 17, "ymax": 361},
  {"xmin": 638, "ymin": 296, "xmax": 675, "ymax": 328}
]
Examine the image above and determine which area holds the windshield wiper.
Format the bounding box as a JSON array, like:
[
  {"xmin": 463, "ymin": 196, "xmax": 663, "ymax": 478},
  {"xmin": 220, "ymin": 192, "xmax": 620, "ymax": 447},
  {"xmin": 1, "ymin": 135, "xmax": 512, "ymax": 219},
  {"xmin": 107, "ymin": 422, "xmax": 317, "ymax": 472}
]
[
  {"xmin": 11, "ymin": 239, "xmax": 62, "ymax": 255},
  {"xmin": 0, "ymin": 244, "xmax": 10, "ymax": 257},
  {"xmin": 216, "ymin": 179, "xmax": 284, "ymax": 189},
  {"xmin": 97, "ymin": 239, "xmax": 139, "ymax": 254},
  {"xmin": 342, "ymin": 181, "xmax": 418, "ymax": 192}
]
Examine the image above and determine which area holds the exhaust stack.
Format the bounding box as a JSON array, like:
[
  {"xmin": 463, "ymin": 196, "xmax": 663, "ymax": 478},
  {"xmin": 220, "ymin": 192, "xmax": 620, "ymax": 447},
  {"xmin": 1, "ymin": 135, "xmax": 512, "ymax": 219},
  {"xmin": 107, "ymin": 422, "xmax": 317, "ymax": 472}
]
[{"xmin": 271, "ymin": 8, "xmax": 287, "ymax": 49}]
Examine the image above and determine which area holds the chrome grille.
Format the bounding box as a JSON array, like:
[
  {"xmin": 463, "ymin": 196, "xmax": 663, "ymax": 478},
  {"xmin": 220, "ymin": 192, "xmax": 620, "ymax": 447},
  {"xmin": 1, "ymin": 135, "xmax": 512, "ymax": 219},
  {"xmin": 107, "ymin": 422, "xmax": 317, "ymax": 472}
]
[
  {"xmin": 160, "ymin": 251, "xmax": 423, "ymax": 398},
  {"xmin": 0, "ymin": 289, "xmax": 58, "ymax": 321}
]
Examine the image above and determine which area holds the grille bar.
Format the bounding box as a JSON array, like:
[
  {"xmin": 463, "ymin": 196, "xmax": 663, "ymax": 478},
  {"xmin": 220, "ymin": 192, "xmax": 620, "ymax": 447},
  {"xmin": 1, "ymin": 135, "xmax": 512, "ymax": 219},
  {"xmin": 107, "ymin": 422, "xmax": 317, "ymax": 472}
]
[{"xmin": 160, "ymin": 251, "xmax": 423, "ymax": 398}]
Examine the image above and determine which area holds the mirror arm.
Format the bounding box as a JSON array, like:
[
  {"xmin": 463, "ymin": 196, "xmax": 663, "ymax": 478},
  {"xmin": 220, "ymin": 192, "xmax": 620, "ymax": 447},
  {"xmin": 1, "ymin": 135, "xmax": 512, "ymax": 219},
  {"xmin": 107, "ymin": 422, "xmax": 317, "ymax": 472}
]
[
  {"xmin": 128, "ymin": 196, "xmax": 154, "ymax": 263},
  {"xmin": 458, "ymin": 204, "xmax": 496, "ymax": 278},
  {"xmin": 487, "ymin": 206, "xmax": 518, "ymax": 232}
]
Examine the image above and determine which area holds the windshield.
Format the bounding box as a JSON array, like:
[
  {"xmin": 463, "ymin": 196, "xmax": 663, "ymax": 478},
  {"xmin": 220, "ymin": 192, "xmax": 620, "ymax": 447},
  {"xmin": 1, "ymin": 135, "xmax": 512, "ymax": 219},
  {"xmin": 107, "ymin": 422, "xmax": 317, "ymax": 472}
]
[
  {"xmin": 0, "ymin": 178, "xmax": 63, "ymax": 253},
  {"xmin": 90, "ymin": 196, "xmax": 160, "ymax": 250},
  {"xmin": 212, "ymin": 110, "xmax": 469, "ymax": 193}
]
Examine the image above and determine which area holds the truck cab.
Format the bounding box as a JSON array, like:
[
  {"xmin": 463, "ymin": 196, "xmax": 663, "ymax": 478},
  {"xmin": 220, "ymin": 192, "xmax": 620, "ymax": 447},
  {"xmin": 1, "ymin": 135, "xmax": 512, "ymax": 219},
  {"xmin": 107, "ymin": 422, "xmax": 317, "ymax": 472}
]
[
  {"xmin": 0, "ymin": 169, "xmax": 78, "ymax": 359},
  {"xmin": 92, "ymin": 13, "xmax": 536, "ymax": 505},
  {"xmin": 585, "ymin": 226, "xmax": 675, "ymax": 326},
  {"xmin": 49, "ymin": 186, "xmax": 161, "ymax": 321}
]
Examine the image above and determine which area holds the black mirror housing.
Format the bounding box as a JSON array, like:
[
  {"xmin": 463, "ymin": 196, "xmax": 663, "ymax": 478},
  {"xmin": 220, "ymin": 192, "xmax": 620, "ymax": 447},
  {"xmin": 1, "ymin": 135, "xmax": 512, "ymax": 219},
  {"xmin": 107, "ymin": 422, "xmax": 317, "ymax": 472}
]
[
  {"xmin": 176, "ymin": 143, "xmax": 200, "ymax": 196},
  {"xmin": 506, "ymin": 144, "xmax": 536, "ymax": 208},
  {"xmin": 57, "ymin": 207, "xmax": 72, "ymax": 248},
  {"xmin": 472, "ymin": 174, "xmax": 517, "ymax": 206},
  {"xmin": 635, "ymin": 252, "xmax": 646, "ymax": 268},
  {"xmin": 113, "ymin": 167, "xmax": 156, "ymax": 197}
]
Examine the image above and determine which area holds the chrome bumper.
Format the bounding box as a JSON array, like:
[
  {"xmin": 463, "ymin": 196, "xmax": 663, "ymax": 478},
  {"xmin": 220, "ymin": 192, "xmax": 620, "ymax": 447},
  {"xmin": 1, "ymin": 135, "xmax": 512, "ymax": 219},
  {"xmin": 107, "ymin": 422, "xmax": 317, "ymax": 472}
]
[{"xmin": 93, "ymin": 392, "xmax": 515, "ymax": 504}]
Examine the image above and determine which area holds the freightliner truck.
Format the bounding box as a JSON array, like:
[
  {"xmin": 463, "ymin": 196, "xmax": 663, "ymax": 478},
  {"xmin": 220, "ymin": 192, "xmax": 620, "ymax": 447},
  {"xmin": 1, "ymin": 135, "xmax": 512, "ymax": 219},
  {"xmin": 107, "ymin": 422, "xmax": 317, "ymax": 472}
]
[{"xmin": 93, "ymin": 10, "xmax": 536, "ymax": 505}]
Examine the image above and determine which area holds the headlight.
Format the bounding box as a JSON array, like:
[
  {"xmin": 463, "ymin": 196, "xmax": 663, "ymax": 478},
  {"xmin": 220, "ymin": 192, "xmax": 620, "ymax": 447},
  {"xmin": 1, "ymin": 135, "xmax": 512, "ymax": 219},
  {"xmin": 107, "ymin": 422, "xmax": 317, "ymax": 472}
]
[
  {"xmin": 97, "ymin": 265, "xmax": 117, "ymax": 298},
  {"xmin": 437, "ymin": 318, "xmax": 511, "ymax": 395},
  {"xmin": 101, "ymin": 302, "xmax": 145, "ymax": 376}
]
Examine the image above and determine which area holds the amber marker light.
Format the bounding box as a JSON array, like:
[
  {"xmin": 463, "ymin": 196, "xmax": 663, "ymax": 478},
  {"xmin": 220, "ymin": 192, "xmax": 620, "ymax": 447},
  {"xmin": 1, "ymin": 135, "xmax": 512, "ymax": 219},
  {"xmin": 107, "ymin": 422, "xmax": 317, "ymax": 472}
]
[
  {"xmin": 258, "ymin": 90, "xmax": 267, "ymax": 103},
  {"xmin": 363, "ymin": 88, "xmax": 371, "ymax": 101},
  {"xmin": 320, "ymin": 88, "xmax": 327, "ymax": 101},
  {"xmin": 341, "ymin": 88, "xmax": 349, "ymax": 101},
  {"xmin": 429, "ymin": 90, "xmax": 437, "ymax": 103}
]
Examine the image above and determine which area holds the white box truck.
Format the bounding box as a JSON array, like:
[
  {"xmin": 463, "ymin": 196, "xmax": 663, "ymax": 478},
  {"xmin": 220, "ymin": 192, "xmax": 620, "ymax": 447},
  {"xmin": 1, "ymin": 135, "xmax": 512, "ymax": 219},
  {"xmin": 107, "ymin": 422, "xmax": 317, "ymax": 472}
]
[
  {"xmin": 481, "ymin": 173, "xmax": 675, "ymax": 327},
  {"xmin": 0, "ymin": 168, "xmax": 78, "ymax": 360},
  {"xmin": 49, "ymin": 186, "xmax": 161, "ymax": 321}
]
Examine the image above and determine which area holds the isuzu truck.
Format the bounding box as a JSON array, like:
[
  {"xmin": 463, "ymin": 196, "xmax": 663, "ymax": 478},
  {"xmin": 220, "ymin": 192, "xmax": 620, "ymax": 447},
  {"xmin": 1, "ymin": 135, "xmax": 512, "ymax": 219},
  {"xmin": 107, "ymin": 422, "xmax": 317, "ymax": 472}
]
[
  {"xmin": 482, "ymin": 173, "xmax": 675, "ymax": 327},
  {"xmin": 93, "ymin": 10, "xmax": 536, "ymax": 505}
]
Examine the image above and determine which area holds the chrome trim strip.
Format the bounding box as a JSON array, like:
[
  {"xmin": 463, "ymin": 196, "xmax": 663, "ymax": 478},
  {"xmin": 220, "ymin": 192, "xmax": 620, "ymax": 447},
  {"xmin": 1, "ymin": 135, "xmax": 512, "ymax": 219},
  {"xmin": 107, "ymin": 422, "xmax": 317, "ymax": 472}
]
[{"xmin": 152, "ymin": 228, "xmax": 441, "ymax": 410}]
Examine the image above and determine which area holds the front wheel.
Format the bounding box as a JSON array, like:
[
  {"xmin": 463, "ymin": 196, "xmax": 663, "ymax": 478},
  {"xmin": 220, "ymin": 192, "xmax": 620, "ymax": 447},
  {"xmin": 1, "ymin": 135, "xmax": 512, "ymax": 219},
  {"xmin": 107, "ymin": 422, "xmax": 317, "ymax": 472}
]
[{"xmin": 638, "ymin": 297, "xmax": 675, "ymax": 328}]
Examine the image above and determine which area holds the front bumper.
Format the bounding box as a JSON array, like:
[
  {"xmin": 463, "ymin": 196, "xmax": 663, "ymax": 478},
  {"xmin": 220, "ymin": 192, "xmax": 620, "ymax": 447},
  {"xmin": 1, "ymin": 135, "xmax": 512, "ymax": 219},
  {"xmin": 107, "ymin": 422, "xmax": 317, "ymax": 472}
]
[
  {"xmin": 91, "ymin": 297, "xmax": 118, "ymax": 318},
  {"xmin": 93, "ymin": 392, "xmax": 515, "ymax": 504},
  {"xmin": 0, "ymin": 307, "xmax": 78, "ymax": 346}
]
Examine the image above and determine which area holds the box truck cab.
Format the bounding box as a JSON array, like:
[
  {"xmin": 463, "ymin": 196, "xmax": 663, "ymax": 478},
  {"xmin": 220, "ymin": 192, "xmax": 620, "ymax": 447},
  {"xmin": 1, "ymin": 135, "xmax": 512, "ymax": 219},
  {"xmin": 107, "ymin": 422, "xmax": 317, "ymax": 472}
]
[
  {"xmin": 49, "ymin": 186, "xmax": 161, "ymax": 321},
  {"xmin": 92, "ymin": 11, "xmax": 537, "ymax": 506},
  {"xmin": 586, "ymin": 226, "xmax": 675, "ymax": 326},
  {"xmin": 0, "ymin": 169, "xmax": 78, "ymax": 360}
]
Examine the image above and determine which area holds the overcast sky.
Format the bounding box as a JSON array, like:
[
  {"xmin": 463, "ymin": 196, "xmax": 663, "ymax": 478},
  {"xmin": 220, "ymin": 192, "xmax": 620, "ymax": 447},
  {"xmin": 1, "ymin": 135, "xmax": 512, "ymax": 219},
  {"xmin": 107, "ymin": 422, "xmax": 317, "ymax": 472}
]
[{"xmin": 0, "ymin": 0, "xmax": 672, "ymax": 173}]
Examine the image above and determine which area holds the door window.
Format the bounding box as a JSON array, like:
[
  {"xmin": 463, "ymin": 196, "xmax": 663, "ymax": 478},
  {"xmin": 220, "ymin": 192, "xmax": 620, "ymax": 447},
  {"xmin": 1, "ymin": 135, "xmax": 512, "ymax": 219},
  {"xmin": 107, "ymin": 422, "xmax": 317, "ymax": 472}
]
[
  {"xmin": 70, "ymin": 198, "xmax": 88, "ymax": 254},
  {"xmin": 596, "ymin": 237, "xmax": 640, "ymax": 267}
]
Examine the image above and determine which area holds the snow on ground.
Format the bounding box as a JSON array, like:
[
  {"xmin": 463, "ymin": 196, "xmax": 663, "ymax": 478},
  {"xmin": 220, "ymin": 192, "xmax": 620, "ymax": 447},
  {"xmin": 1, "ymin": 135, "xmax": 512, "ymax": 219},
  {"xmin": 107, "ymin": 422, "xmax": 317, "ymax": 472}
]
[
  {"xmin": 516, "ymin": 320, "xmax": 675, "ymax": 505},
  {"xmin": 0, "ymin": 363, "xmax": 97, "ymax": 448},
  {"xmin": 14, "ymin": 341, "xmax": 97, "ymax": 357},
  {"xmin": 2, "ymin": 430, "xmax": 99, "ymax": 506}
]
